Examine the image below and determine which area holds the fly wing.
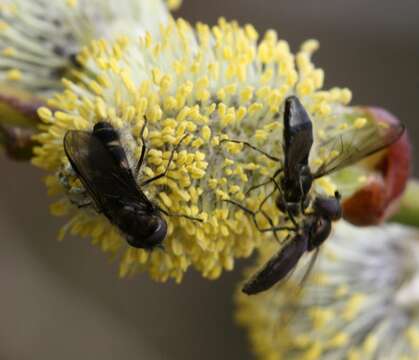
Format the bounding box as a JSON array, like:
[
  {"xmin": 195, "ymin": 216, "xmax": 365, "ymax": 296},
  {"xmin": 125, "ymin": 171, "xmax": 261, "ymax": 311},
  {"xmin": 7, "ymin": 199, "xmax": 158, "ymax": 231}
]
[
  {"xmin": 63, "ymin": 130, "xmax": 152, "ymax": 211},
  {"xmin": 242, "ymin": 234, "xmax": 308, "ymax": 295},
  {"xmin": 311, "ymin": 118, "xmax": 405, "ymax": 179},
  {"xmin": 269, "ymin": 248, "xmax": 321, "ymax": 333}
]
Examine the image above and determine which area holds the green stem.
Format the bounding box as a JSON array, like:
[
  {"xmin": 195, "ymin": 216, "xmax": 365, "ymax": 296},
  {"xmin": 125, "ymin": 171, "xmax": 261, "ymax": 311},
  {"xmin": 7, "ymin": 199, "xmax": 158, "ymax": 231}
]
[{"xmin": 390, "ymin": 179, "xmax": 419, "ymax": 228}]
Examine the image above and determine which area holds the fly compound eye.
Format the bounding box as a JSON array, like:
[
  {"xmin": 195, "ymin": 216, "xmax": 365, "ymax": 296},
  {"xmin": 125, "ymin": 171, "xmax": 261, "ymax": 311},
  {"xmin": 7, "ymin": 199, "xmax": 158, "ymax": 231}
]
[
  {"xmin": 147, "ymin": 216, "xmax": 160, "ymax": 232},
  {"xmin": 144, "ymin": 216, "xmax": 167, "ymax": 248},
  {"xmin": 313, "ymin": 196, "xmax": 342, "ymax": 221}
]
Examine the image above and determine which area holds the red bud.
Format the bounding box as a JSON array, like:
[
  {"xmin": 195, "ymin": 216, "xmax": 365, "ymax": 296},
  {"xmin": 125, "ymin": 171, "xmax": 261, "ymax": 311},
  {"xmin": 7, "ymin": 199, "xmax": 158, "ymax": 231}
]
[{"xmin": 342, "ymin": 107, "xmax": 411, "ymax": 226}]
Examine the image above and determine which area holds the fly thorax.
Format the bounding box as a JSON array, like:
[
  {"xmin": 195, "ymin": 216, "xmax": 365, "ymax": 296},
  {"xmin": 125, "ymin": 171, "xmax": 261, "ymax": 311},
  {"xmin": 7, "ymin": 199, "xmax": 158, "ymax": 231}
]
[
  {"xmin": 281, "ymin": 176, "xmax": 302, "ymax": 203},
  {"xmin": 278, "ymin": 173, "xmax": 307, "ymax": 216},
  {"xmin": 275, "ymin": 195, "xmax": 300, "ymax": 217},
  {"xmin": 307, "ymin": 217, "xmax": 332, "ymax": 251},
  {"xmin": 300, "ymin": 166, "xmax": 313, "ymax": 196},
  {"xmin": 93, "ymin": 122, "xmax": 119, "ymax": 142}
]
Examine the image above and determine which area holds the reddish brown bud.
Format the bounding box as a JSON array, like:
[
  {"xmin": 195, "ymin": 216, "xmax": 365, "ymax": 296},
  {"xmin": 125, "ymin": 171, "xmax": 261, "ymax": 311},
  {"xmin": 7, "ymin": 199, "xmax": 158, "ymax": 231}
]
[
  {"xmin": 0, "ymin": 87, "xmax": 44, "ymax": 128},
  {"xmin": 342, "ymin": 107, "xmax": 411, "ymax": 226},
  {"xmin": 0, "ymin": 87, "xmax": 45, "ymax": 161},
  {"xmin": 0, "ymin": 125, "xmax": 38, "ymax": 161}
]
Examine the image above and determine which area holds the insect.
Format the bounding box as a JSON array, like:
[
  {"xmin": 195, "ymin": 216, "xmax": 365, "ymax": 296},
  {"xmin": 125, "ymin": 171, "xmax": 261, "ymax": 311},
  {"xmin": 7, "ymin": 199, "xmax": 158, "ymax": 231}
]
[
  {"xmin": 222, "ymin": 95, "xmax": 405, "ymax": 294},
  {"xmin": 220, "ymin": 96, "xmax": 313, "ymax": 227},
  {"xmin": 64, "ymin": 121, "xmax": 200, "ymax": 250},
  {"xmin": 242, "ymin": 191, "xmax": 342, "ymax": 295}
]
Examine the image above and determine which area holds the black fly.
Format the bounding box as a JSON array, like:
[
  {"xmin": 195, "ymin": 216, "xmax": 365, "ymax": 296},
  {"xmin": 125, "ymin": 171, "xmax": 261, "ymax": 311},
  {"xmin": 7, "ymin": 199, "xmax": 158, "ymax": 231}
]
[
  {"xmin": 64, "ymin": 121, "xmax": 200, "ymax": 250},
  {"xmin": 242, "ymin": 192, "xmax": 342, "ymax": 295},
  {"xmin": 222, "ymin": 95, "xmax": 405, "ymax": 294}
]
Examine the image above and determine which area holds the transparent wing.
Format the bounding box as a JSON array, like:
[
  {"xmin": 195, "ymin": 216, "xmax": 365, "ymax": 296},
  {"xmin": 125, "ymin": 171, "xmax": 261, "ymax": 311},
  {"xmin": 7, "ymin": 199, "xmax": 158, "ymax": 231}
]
[
  {"xmin": 63, "ymin": 130, "xmax": 151, "ymax": 211},
  {"xmin": 270, "ymin": 248, "xmax": 321, "ymax": 333},
  {"xmin": 311, "ymin": 119, "xmax": 405, "ymax": 179}
]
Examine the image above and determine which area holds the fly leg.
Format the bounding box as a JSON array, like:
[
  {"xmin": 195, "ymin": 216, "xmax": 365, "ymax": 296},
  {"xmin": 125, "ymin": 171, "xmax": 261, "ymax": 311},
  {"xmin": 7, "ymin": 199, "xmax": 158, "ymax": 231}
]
[
  {"xmin": 269, "ymin": 176, "xmax": 299, "ymax": 229},
  {"xmin": 245, "ymin": 178, "xmax": 272, "ymax": 196},
  {"xmin": 70, "ymin": 199, "xmax": 93, "ymax": 209},
  {"xmin": 246, "ymin": 167, "xmax": 283, "ymax": 195},
  {"xmin": 140, "ymin": 133, "xmax": 199, "ymax": 222},
  {"xmin": 77, "ymin": 201, "xmax": 92, "ymax": 209},
  {"xmin": 224, "ymin": 200, "xmax": 293, "ymax": 240},
  {"xmin": 70, "ymin": 198, "xmax": 101, "ymax": 213},
  {"xmin": 256, "ymin": 183, "xmax": 281, "ymax": 242},
  {"xmin": 224, "ymin": 199, "xmax": 268, "ymax": 233},
  {"xmin": 157, "ymin": 206, "xmax": 203, "ymax": 223},
  {"xmin": 299, "ymin": 178, "xmax": 309, "ymax": 215},
  {"xmin": 258, "ymin": 224, "xmax": 297, "ymax": 235},
  {"xmin": 220, "ymin": 139, "xmax": 281, "ymax": 162},
  {"xmin": 141, "ymin": 133, "xmax": 190, "ymax": 187},
  {"xmin": 135, "ymin": 118, "xmax": 148, "ymax": 176}
]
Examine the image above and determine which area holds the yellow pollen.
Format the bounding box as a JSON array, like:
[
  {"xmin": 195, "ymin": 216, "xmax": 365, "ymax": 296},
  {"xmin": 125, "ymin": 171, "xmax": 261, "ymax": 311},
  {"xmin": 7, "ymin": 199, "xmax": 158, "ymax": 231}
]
[
  {"xmin": 342, "ymin": 293, "xmax": 366, "ymax": 321},
  {"xmin": 31, "ymin": 17, "xmax": 357, "ymax": 286},
  {"xmin": 0, "ymin": 20, "xmax": 9, "ymax": 32},
  {"xmin": 327, "ymin": 332, "xmax": 349, "ymax": 348},
  {"xmin": 405, "ymin": 326, "xmax": 419, "ymax": 350},
  {"xmin": 354, "ymin": 117, "xmax": 368, "ymax": 129},
  {"xmin": 362, "ymin": 334, "xmax": 378, "ymax": 354},
  {"xmin": 66, "ymin": 0, "xmax": 78, "ymax": 8},
  {"xmin": 2, "ymin": 47, "xmax": 15, "ymax": 56},
  {"xmin": 6, "ymin": 69, "xmax": 22, "ymax": 81}
]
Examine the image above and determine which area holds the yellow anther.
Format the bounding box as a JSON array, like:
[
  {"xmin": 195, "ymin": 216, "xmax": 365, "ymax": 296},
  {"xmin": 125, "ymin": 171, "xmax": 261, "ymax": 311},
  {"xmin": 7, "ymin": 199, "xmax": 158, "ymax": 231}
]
[
  {"xmin": 255, "ymin": 130, "xmax": 268, "ymax": 141},
  {"xmin": 201, "ymin": 126, "xmax": 211, "ymax": 141},
  {"xmin": 66, "ymin": 0, "xmax": 78, "ymax": 8},
  {"xmin": 308, "ymin": 307, "xmax": 333, "ymax": 329},
  {"xmin": 0, "ymin": 21, "xmax": 9, "ymax": 31},
  {"xmin": 302, "ymin": 343, "xmax": 322, "ymax": 360},
  {"xmin": 362, "ymin": 335, "xmax": 378, "ymax": 354},
  {"xmin": 301, "ymin": 39, "xmax": 320, "ymax": 54},
  {"xmin": 354, "ymin": 117, "xmax": 368, "ymax": 129},
  {"xmin": 405, "ymin": 327, "xmax": 419, "ymax": 350},
  {"xmin": 327, "ymin": 332, "xmax": 349, "ymax": 348},
  {"xmin": 343, "ymin": 293, "xmax": 366, "ymax": 321},
  {"xmin": 6, "ymin": 69, "xmax": 22, "ymax": 81},
  {"xmin": 2, "ymin": 47, "xmax": 15, "ymax": 56},
  {"xmin": 159, "ymin": 192, "xmax": 173, "ymax": 208},
  {"xmin": 248, "ymin": 102, "xmax": 263, "ymax": 116}
]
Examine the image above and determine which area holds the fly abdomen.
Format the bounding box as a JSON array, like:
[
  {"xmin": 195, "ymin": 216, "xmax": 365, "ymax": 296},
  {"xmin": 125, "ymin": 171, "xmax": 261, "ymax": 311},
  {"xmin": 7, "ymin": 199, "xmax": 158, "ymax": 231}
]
[
  {"xmin": 283, "ymin": 96, "xmax": 313, "ymax": 170},
  {"xmin": 242, "ymin": 234, "xmax": 308, "ymax": 295},
  {"xmin": 92, "ymin": 122, "xmax": 131, "ymax": 170}
]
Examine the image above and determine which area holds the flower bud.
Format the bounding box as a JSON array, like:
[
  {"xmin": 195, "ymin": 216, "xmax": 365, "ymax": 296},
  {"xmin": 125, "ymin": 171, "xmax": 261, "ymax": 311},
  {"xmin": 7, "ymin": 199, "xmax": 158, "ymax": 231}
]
[{"xmin": 342, "ymin": 106, "xmax": 411, "ymax": 225}]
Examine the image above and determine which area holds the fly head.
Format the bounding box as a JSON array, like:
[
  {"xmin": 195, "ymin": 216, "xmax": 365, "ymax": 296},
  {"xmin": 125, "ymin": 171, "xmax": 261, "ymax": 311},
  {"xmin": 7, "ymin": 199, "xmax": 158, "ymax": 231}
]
[
  {"xmin": 118, "ymin": 205, "xmax": 167, "ymax": 250},
  {"xmin": 312, "ymin": 191, "xmax": 342, "ymax": 221}
]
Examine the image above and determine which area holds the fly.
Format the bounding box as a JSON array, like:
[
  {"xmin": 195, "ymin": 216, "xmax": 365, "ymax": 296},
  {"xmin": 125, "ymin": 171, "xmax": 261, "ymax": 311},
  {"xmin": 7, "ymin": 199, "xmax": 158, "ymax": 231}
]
[
  {"xmin": 242, "ymin": 192, "xmax": 341, "ymax": 295},
  {"xmin": 64, "ymin": 121, "xmax": 201, "ymax": 250},
  {"xmin": 222, "ymin": 95, "xmax": 404, "ymax": 228},
  {"xmin": 221, "ymin": 95, "xmax": 405, "ymax": 294}
]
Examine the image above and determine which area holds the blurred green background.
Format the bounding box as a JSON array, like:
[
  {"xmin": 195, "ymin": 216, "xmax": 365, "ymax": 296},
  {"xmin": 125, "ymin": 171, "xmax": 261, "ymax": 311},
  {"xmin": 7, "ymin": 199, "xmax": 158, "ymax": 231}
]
[{"xmin": 0, "ymin": 0, "xmax": 418, "ymax": 359}]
